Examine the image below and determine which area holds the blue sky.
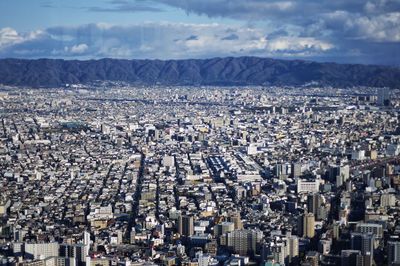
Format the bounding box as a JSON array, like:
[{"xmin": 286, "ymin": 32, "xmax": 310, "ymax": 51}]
[{"xmin": 0, "ymin": 0, "xmax": 399, "ymax": 65}]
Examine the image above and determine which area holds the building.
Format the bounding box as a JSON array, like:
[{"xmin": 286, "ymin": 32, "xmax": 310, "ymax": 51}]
[
  {"xmin": 227, "ymin": 212, "xmax": 243, "ymax": 230},
  {"xmin": 59, "ymin": 244, "xmax": 88, "ymax": 266},
  {"xmin": 356, "ymin": 223, "xmax": 383, "ymax": 238},
  {"xmin": 214, "ymin": 222, "xmax": 235, "ymax": 239},
  {"xmin": 388, "ymin": 241, "xmax": 400, "ymax": 266},
  {"xmin": 178, "ymin": 215, "xmax": 194, "ymax": 237},
  {"xmin": 377, "ymin": 87, "xmax": 390, "ymax": 106},
  {"xmin": 351, "ymin": 233, "xmax": 374, "ymax": 254},
  {"xmin": 341, "ymin": 250, "xmax": 361, "ymax": 266},
  {"xmin": 307, "ymin": 193, "xmax": 322, "ymax": 218},
  {"xmin": 225, "ymin": 229, "xmax": 263, "ymax": 256},
  {"xmin": 24, "ymin": 242, "xmax": 60, "ymax": 260},
  {"xmin": 297, "ymin": 179, "xmax": 320, "ymax": 193},
  {"xmin": 298, "ymin": 213, "xmax": 315, "ymax": 238},
  {"xmin": 291, "ymin": 163, "xmax": 302, "ymax": 178}
]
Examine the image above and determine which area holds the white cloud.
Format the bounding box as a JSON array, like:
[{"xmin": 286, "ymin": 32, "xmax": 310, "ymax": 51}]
[
  {"xmin": 69, "ymin": 43, "xmax": 89, "ymax": 54},
  {"xmin": 324, "ymin": 11, "xmax": 400, "ymax": 42},
  {"xmin": 266, "ymin": 37, "xmax": 333, "ymax": 53},
  {"xmin": 0, "ymin": 27, "xmax": 24, "ymax": 48},
  {"xmin": 0, "ymin": 27, "xmax": 46, "ymax": 50}
]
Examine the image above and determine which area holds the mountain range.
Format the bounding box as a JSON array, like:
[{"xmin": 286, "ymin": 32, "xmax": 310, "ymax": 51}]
[{"xmin": 0, "ymin": 57, "xmax": 399, "ymax": 88}]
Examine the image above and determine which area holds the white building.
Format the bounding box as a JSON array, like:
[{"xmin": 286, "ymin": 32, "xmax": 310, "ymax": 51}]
[{"xmin": 297, "ymin": 179, "xmax": 320, "ymax": 193}]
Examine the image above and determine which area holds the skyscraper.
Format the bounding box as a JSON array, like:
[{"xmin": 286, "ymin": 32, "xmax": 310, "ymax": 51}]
[
  {"xmin": 388, "ymin": 241, "xmax": 400, "ymax": 266},
  {"xmin": 341, "ymin": 250, "xmax": 361, "ymax": 266},
  {"xmin": 377, "ymin": 87, "xmax": 390, "ymax": 106},
  {"xmin": 298, "ymin": 213, "xmax": 315, "ymax": 238},
  {"xmin": 228, "ymin": 212, "xmax": 243, "ymax": 230},
  {"xmin": 351, "ymin": 232, "xmax": 375, "ymax": 266},
  {"xmin": 178, "ymin": 215, "xmax": 194, "ymax": 237},
  {"xmin": 261, "ymin": 235, "xmax": 298, "ymax": 265},
  {"xmin": 287, "ymin": 235, "xmax": 299, "ymax": 264},
  {"xmin": 225, "ymin": 229, "xmax": 263, "ymax": 256},
  {"xmin": 307, "ymin": 193, "xmax": 323, "ymax": 218}
]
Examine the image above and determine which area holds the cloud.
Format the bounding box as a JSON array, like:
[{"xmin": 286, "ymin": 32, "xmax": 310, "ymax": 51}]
[
  {"xmin": 88, "ymin": 0, "xmax": 163, "ymax": 13},
  {"xmin": 186, "ymin": 35, "xmax": 198, "ymax": 41},
  {"xmin": 0, "ymin": 28, "xmax": 46, "ymax": 51},
  {"xmin": 0, "ymin": 28, "xmax": 23, "ymax": 47},
  {"xmin": 266, "ymin": 37, "xmax": 333, "ymax": 54},
  {"xmin": 0, "ymin": 20, "xmax": 399, "ymax": 65},
  {"xmin": 153, "ymin": 0, "xmax": 400, "ymax": 62},
  {"xmin": 0, "ymin": 23, "xmax": 335, "ymax": 60},
  {"xmin": 155, "ymin": 0, "xmax": 298, "ymax": 20},
  {"xmin": 65, "ymin": 43, "xmax": 89, "ymax": 54},
  {"xmin": 323, "ymin": 11, "xmax": 400, "ymax": 42},
  {"xmin": 221, "ymin": 34, "xmax": 239, "ymax": 41}
]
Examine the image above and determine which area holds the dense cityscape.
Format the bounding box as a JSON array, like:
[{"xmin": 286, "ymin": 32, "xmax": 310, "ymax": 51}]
[{"xmin": 0, "ymin": 85, "xmax": 399, "ymax": 266}]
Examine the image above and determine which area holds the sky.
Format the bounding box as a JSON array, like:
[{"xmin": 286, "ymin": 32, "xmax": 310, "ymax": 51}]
[{"xmin": 0, "ymin": 0, "xmax": 399, "ymax": 65}]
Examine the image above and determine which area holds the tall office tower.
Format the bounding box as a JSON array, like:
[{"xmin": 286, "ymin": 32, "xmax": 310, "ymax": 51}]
[
  {"xmin": 59, "ymin": 244, "xmax": 88, "ymax": 266},
  {"xmin": 351, "ymin": 233, "xmax": 375, "ymax": 266},
  {"xmin": 357, "ymin": 253, "xmax": 373, "ymax": 266},
  {"xmin": 228, "ymin": 212, "xmax": 243, "ymax": 230},
  {"xmin": 178, "ymin": 215, "xmax": 194, "ymax": 237},
  {"xmin": 274, "ymin": 163, "xmax": 291, "ymax": 179},
  {"xmin": 287, "ymin": 235, "xmax": 299, "ymax": 264},
  {"xmin": 341, "ymin": 250, "xmax": 361, "ymax": 266},
  {"xmin": 291, "ymin": 162, "xmax": 302, "ymax": 178},
  {"xmin": 338, "ymin": 165, "xmax": 350, "ymax": 187},
  {"xmin": 377, "ymin": 87, "xmax": 390, "ymax": 106},
  {"xmin": 307, "ymin": 193, "xmax": 321, "ymax": 216},
  {"xmin": 214, "ymin": 222, "xmax": 235, "ymax": 237},
  {"xmin": 298, "ymin": 213, "xmax": 315, "ymax": 238},
  {"xmin": 329, "ymin": 164, "xmax": 350, "ymax": 187},
  {"xmin": 388, "ymin": 241, "xmax": 400, "ymax": 266},
  {"xmin": 355, "ymin": 223, "xmax": 383, "ymax": 238},
  {"xmin": 225, "ymin": 229, "xmax": 263, "ymax": 256},
  {"xmin": 307, "ymin": 193, "xmax": 328, "ymax": 220},
  {"xmin": 261, "ymin": 235, "xmax": 298, "ymax": 265},
  {"xmin": 261, "ymin": 241, "xmax": 286, "ymax": 265},
  {"xmin": 84, "ymin": 231, "xmax": 90, "ymax": 256}
]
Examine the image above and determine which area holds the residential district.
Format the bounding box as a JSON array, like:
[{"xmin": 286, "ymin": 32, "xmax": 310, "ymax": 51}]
[{"xmin": 0, "ymin": 85, "xmax": 399, "ymax": 266}]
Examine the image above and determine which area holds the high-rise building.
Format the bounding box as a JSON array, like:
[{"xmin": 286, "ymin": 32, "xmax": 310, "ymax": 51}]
[
  {"xmin": 261, "ymin": 235, "xmax": 298, "ymax": 265},
  {"xmin": 262, "ymin": 241, "xmax": 285, "ymax": 265},
  {"xmin": 351, "ymin": 232, "xmax": 375, "ymax": 265},
  {"xmin": 291, "ymin": 162, "xmax": 302, "ymax": 178},
  {"xmin": 355, "ymin": 223, "xmax": 383, "ymax": 238},
  {"xmin": 178, "ymin": 215, "xmax": 194, "ymax": 237},
  {"xmin": 287, "ymin": 235, "xmax": 299, "ymax": 264},
  {"xmin": 298, "ymin": 213, "xmax": 315, "ymax": 238},
  {"xmin": 307, "ymin": 193, "xmax": 324, "ymax": 219},
  {"xmin": 214, "ymin": 222, "xmax": 235, "ymax": 237},
  {"xmin": 228, "ymin": 212, "xmax": 243, "ymax": 230},
  {"xmin": 377, "ymin": 87, "xmax": 390, "ymax": 106},
  {"xmin": 24, "ymin": 242, "xmax": 59, "ymax": 260},
  {"xmin": 225, "ymin": 229, "xmax": 263, "ymax": 256},
  {"xmin": 329, "ymin": 164, "xmax": 350, "ymax": 187},
  {"xmin": 341, "ymin": 250, "xmax": 361, "ymax": 266},
  {"xmin": 59, "ymin": 244, "xmax": 88, "ymax": 266},
  {"xmin": 388, "ymin": 241, "xmax": 400, "ymax": 266}
]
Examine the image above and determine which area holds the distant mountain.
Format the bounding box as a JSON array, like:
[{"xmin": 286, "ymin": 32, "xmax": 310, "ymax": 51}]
[{"xmin": 0, "ymin": 57, "xmax": 399, "ymax": 87}]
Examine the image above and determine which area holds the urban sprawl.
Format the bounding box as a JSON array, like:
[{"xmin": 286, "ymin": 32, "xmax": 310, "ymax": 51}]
[{"xmin": 0, "ymin": 85, "xmax": 400, "ymax": 266}]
